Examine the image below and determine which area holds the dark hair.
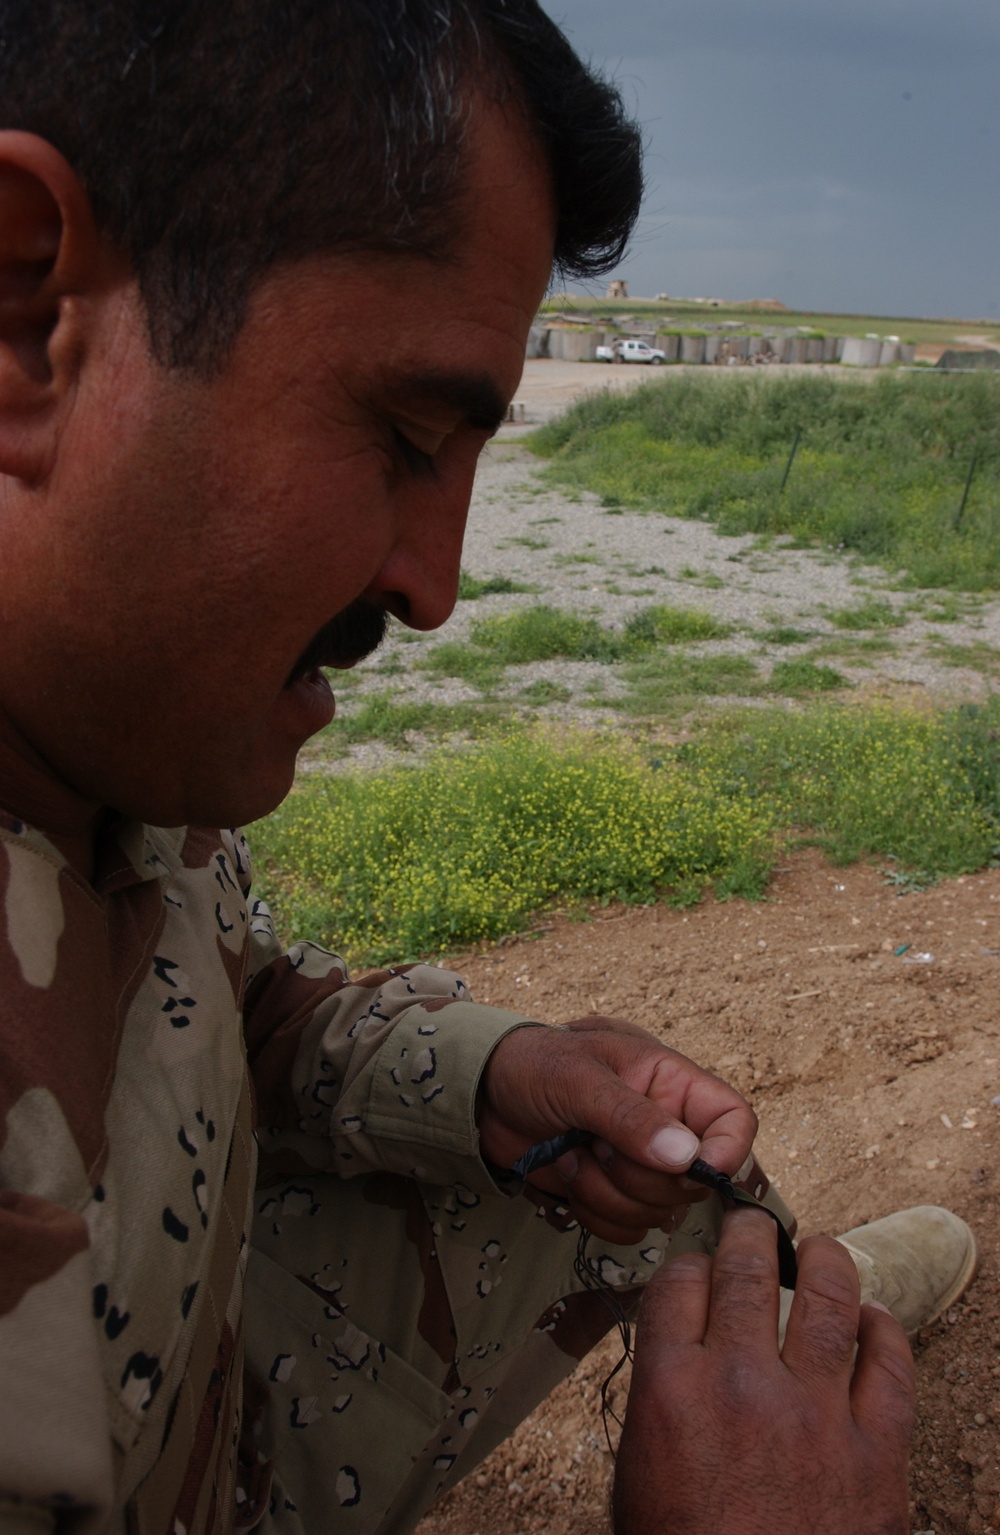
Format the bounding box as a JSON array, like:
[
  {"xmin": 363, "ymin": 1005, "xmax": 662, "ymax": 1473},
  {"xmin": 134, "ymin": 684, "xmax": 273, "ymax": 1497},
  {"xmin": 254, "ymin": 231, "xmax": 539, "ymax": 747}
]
[{"xmin": 0, "ymin": 0, "xmax": 643, "ymax": 369}]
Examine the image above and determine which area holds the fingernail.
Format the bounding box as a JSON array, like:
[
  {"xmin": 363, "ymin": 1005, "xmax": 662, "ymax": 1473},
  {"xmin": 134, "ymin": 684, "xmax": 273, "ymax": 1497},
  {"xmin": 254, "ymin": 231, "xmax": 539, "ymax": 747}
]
[
  {"xmin": 649, "ymin": 1127, "xmax": 700, "ymax": 1168},
  {"xmin": 866, "ymin": 1300, "xmax": 892, "ymax": 1315},
  {"xmin": 555, "ymin": 1151, "xmax": 579, "ymax": 1182}
]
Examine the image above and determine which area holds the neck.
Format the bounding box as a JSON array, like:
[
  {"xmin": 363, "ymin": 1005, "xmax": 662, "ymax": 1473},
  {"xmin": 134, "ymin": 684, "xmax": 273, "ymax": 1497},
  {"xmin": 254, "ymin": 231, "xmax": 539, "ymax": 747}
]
[{"xmin": 0, "ymin": 707, "xmax": 102, "ymax": 881}]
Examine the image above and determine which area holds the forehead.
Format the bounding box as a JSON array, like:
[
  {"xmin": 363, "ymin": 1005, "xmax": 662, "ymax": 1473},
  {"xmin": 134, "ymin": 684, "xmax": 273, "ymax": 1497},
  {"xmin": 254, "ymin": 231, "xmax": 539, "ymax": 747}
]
[{"xmin": 194, "ymin": 97, "xmax": 555, "ymax": 420}]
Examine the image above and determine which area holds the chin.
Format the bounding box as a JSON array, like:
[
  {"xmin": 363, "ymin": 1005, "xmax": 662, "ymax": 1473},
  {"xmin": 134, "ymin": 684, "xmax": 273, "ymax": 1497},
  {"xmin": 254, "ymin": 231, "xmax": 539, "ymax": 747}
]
[
  {"xmin": 134, "ymin": 755, "xmax": 300, "ymax": 834},
  {"xmin": 195, "ymin": 765, "xmax": 299, "ymax": 832}
]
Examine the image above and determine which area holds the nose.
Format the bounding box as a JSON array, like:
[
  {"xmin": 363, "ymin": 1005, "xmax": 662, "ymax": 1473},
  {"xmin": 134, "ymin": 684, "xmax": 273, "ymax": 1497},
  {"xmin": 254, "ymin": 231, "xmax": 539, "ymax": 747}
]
[{"xmin": 364, "ymin": 469, "xmax": 473, "ymax": 632}]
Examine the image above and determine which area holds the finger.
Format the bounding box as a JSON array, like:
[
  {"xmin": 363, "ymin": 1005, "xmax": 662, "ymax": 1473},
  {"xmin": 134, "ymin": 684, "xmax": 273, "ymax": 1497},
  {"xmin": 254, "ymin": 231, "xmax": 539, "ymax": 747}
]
[
  {"xmin": 850, "ymin": 1302, "xmax": 916, "ymax": 1441},
  {"xmin": 554, "ymin": 1149, "xmax": 693, "ymax": 1236},
  {"xmin": 648, "ymin": 1057, "xmax": 757, "ymax": 1176},
  {"xmin": 589, "ymin": 1139, "xmax": 710, "ymax": 1208},
  {"xmin": 780, "ymin": 1235, "xmax": 861, "ymax": 1384},
  {"xmin": 583, "ymin": 1071, "xmax": 703, "ymax": 1174},
  {"xmin": 635, "ymin": 1250, "xmax": 713, "ymax": 1352},
  {"xmin": 704, "ymin": 1206, "xmax": 781, "ymax": 1353}
]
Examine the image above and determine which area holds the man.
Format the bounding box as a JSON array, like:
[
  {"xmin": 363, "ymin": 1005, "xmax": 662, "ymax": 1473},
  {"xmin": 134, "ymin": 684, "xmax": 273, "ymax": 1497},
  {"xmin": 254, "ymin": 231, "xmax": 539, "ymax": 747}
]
[{"xmin": 0, "ymin": 3, "xmax": 975, "ymax": 1533}]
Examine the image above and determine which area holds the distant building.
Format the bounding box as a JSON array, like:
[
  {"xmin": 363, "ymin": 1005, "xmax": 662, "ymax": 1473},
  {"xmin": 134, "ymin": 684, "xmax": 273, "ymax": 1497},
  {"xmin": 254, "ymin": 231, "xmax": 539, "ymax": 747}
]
[{"xmin": 606, "ymin": 279, "xmax": 628, "ymax": 299}]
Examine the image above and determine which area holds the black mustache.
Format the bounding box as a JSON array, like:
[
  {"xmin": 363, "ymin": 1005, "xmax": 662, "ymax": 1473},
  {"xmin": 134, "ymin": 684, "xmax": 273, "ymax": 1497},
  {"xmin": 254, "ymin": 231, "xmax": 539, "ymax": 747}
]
[{"xmin": 286, "ymin": 601, "xmax": 390, "ymax": 684}]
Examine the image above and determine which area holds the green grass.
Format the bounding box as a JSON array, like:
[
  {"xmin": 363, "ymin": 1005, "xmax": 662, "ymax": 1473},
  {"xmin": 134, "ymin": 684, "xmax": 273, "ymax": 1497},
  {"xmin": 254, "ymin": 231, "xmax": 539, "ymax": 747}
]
[
  {"xmin": 471, "ymin": 605, "xmax": 624, "ymax": 663},
  {"xmin": 329, "ymin": 694, "xmax": 506, "ymax": 748},
  {"xmin": 623, "ymin": 604, "xmax": 729, "ymax": 645},
  {"xmin": 827, "ymin": 597, "xmax": 905, "ymax": 630},
  {"xmin": 528, "ymin": 373, "xmax": 1000, "ymax": 590},
  {"xmin": 252, "ymin": 700, "xmax": 1000, "ymax": 962},
  {"xmin": 767, "ymin": 659, "xmax": 847, "ymax": 693},
  {"xmin": 501, "ymin": 535, "xmax": 550, "ymax": 551},
  {"xmin": 408, "ymin": 604, "xmax": 732, "ymax": 699},
  {"xmin": 618, "ymin": 653, "xmax": 762, "ymax": 714},
  {"xmin": 457, "ymin": 571, "xmax": 531, "ymax": 600},
  {"xmin": 923, "ymin": 638, "xmax": 1000, "ymax": 673},
  {"xmin": 811, "ymin": 635, "xmax": 897, "ymax": 663},
  {"xmin": 758, "ymin": 625, "xmax": 815, "ymax": 645},
  {"xmin": 518, "ymin": 680, "xmax": 573, "ymax": 706}
]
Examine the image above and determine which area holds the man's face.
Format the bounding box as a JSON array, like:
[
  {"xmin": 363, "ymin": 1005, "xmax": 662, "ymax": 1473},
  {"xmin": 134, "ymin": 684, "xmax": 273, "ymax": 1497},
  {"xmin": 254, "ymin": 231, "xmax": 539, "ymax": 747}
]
[{"xmin": 0, "ymin": 98, "xmax": 554, "ymax": 829}]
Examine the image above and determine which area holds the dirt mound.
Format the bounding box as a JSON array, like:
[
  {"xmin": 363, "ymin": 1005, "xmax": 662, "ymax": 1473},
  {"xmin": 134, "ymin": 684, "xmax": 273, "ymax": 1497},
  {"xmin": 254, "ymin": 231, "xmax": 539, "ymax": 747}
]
[{"xmin": 417, "ymin": 848, "xmax": 1000, "ymax": 1535}]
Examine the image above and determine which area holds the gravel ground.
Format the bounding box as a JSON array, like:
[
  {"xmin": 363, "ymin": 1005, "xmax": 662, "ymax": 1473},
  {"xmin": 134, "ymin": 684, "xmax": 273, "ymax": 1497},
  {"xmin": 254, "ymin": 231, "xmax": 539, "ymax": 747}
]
[{"xmin": 302, "ymin": 427, "xmax": 1000, "ymax": 774}]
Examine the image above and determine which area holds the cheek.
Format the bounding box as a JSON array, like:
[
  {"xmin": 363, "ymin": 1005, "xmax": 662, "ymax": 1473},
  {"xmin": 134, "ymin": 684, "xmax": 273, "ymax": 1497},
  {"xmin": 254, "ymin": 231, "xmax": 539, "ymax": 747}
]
[{"xmin": 211, "ymin": 447, "xmax": 398, "ymax": 617}]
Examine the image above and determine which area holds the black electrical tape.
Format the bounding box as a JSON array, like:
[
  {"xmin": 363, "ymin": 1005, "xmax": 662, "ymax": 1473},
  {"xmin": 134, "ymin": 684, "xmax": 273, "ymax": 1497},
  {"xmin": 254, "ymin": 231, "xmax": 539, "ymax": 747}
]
[
  {"xmin": 688, "ymin": 1157, "xmax": 798, "ymax": 1289},
  {"xmin": 510, "ymin": 1134, "xmax": 797, "ymax": 1290},
  {"xmin": 511, "ymin": 1126, "xmax": 594, "ymax": 1179}
]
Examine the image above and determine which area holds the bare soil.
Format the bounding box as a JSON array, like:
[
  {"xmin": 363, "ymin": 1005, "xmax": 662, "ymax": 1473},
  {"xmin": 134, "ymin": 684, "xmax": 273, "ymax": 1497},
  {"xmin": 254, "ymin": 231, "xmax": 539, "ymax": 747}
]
[{"xmin": 416, "ymin": 848, "xmax": 1000, "ymax": 1535}]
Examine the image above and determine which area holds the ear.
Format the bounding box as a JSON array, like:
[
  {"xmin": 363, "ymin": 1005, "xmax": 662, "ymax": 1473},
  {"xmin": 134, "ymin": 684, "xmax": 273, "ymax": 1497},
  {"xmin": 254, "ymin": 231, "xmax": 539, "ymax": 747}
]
[{"xmin": 0, "ymin": 131, "xmax": 107, "ymax": 483}]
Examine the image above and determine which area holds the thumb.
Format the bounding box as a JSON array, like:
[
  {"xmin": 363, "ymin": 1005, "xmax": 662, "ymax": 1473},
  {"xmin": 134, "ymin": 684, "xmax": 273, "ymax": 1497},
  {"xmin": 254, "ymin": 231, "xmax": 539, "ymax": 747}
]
[{"xmin": 581, "ymin": 1069, "xmax": 701, "ymax": 1172}]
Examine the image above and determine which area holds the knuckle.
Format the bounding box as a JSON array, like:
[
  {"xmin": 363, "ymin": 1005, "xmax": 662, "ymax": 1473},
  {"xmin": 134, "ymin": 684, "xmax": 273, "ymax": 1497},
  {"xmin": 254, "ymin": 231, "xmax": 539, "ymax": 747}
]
[
  {"xmin": 801, "ymin": 1263, "xmax": 859, "ymax": 1314},
  {"xmin": 605, "ymin": 1091, "xmax": 655, "ymax": 1143},
  {"xmin": 656, "ymin": 1252, "xmax": 711, "ymax": 1289},
  {"xmin": 796, "ymin": 1305, "xmax": 858, "ymax": 1367}
]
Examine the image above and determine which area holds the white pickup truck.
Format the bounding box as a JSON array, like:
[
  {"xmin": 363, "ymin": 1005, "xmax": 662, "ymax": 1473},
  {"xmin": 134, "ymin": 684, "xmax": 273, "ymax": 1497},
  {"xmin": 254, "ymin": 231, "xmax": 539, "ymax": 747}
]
[{"xmin": 595, "ymin": 338, "xmax": 666, "ymax": 365}]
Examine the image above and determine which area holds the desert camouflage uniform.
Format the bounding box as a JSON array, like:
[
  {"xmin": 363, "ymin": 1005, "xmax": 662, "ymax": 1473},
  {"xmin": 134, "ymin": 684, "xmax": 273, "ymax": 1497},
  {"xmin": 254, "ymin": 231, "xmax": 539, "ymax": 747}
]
[{"xmin": 0, "ymin": 810, "xmax": 792, "ymax": 1535}]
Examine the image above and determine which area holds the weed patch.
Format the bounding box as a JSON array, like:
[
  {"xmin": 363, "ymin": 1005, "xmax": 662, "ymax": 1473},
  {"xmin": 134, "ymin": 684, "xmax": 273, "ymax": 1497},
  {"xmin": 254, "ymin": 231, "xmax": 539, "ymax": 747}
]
[
  {"xmin": 467, "ymin": 602, "xmax": 727, "ymax": 667},
  {"xmin": 827, "ymin": 597, "xmax": 905, "ymax": 630},
  {"xmin": 252, "ymin": 730, "xmax": 780, "ymax": 960},
  {"xmin": 529, "ymin": 372, "xmax": 1000, "ymax": 590},
  {"xmin": 619, "ymin": 653, "xmax": 762, "ymax": 714},
  {"xmin": 767, "ymin": 659, "xmax": 847, "ymax": 693},
  {"xmin": 253, "ymin": 700, "xmax": 1000, "ymax": 961},
  {"xmin": 759, "ymin": 625, "xmax": 814, "ymax": 645},
  {"xmin": 330, "ymin": 694, "xmax": 505, "ymax": 748},
  {"xmin": 415, "ymin": 643, "xmax": 505, "ymax": 690},
  {"xmin": 518, "ymin": 680, "xmax": 573, "ymax": 706},
  {"xmin": 471, "ymin": 605, "xmax": 623, "ymax": 663},
  {"xmin": 457, "ymin": 571, "xmax": 530, "ymax": 600},
  {"xmin": 624, "ymin": 604, "xmax": 729, "ymax": 646}
]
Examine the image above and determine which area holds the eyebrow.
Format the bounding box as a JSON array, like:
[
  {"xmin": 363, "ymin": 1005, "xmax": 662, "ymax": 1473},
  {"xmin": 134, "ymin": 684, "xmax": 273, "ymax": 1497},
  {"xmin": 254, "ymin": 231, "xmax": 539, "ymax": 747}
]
[{"xmin": 389, "ymin": 370, "xmax": 510, "ymax": 435}]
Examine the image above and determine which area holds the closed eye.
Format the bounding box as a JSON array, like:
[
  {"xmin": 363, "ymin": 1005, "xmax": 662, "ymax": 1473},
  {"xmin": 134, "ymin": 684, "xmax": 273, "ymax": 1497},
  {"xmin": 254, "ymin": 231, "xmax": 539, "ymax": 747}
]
[{"xmin": 392, "ymin": 427, "xmax": 439, "ymax": 478}]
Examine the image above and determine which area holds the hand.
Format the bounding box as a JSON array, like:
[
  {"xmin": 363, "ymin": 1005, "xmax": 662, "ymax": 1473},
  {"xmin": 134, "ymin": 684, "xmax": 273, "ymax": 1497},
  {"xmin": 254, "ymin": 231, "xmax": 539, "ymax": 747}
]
[
  {"xmin": 478, "ymin": 1017, "xmax": 756, "ymax": 1242},
  {"xmin": 613, "ymin": 1208, "xmax": 916, "ymax": 1535}
]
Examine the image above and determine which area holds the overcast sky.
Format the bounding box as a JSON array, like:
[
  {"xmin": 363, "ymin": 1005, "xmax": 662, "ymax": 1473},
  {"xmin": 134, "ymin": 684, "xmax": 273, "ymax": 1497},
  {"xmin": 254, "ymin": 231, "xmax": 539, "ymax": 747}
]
[{"xmin": 543, "ymin": 0, "xmax": 1000, "ymax": 320}]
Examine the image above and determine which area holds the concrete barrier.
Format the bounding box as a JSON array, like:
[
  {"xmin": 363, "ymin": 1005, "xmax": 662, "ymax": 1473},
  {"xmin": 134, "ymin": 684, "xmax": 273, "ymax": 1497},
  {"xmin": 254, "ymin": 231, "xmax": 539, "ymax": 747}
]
[
  {"xmin": 899, "ymin": 343, "xmax": 916, "ymax": 365},
  {"xmin": 526, "ymin": 325, "xmax": 549, "ymax": 359},
  {"xmin": 840, "ymin": 336, "xmax": 881, "ymax": 367},
  {"xmin": 805, "ymin": 339, "xmax": 824, "ymax": 363},
  {"xmin": 823, "ymin": 336, "xmax": 839, "ymax": 362},
  {"xmin": 878, "ymin": 340, "xmax": 900, "ymax": 367},
  {"xmin": 936, "ymin": 348, "xmax": 1000, "ymax": 371},
  {"xmin": 546, "ymin": 328, "xmax": 599, "ymax": 361},
  {"xmin": 681, "ymin": 335, "xmax": 706, "ymax": 363},
  {"xmin": 704, "ymin": 336, "xmax": 720, "ymax": 363},
  {"xmin": 655, "ymin": 333, "xmax": 680, "ymax": 361}
]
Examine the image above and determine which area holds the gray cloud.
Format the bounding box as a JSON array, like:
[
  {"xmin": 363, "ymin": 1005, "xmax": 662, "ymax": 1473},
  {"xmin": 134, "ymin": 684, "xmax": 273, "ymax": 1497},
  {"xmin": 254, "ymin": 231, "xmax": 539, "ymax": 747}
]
[{"xmin": 545, "ymin": 2, "xmax": 1000, "ymax": 317}]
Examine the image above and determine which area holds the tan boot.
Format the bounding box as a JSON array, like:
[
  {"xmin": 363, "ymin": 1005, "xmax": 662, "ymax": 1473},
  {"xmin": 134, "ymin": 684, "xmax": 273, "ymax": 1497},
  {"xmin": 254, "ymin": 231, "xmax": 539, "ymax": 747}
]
[{"xmin": 836, "ymin": 1205, "xmax": 977, "ymax": 1335}]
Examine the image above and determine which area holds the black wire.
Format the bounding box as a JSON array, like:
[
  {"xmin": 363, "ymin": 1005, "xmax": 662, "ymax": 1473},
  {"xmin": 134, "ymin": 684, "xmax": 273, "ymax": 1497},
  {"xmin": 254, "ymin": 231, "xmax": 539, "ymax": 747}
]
[{"xmin": 573, "ymin": 1227, "xmax": 634, "ymax": 1457}]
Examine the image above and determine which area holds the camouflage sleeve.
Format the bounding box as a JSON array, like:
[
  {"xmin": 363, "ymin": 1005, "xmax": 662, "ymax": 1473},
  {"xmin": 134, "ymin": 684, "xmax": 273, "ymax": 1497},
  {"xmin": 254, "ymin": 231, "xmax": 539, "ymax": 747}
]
[
  {"xmin": 241, "ymin": 885, "xmax": 538, "ymax": 1194},
  {"xmin": 0, "ymin": 1193, "xmax": 114, "ymax": 1535}
]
